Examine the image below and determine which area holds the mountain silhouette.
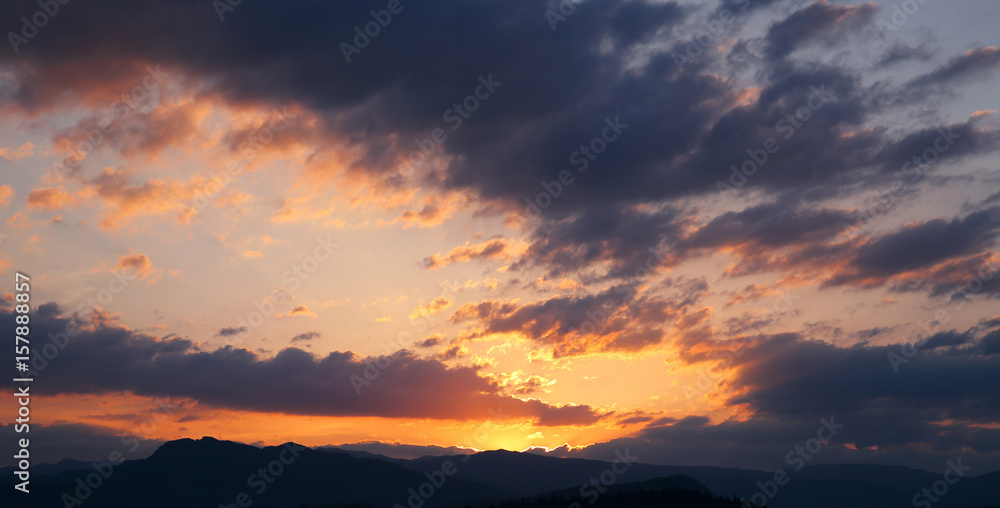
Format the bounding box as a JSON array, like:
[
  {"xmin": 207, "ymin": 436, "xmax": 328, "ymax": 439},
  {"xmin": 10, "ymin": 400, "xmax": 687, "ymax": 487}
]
[
  {"xmin": 4, "ymin": 438, "xmax": 1000, "ymax": 508},
  {"xmin": 389, "ymin": 449, "xmax": 1000, "ymax": 508},
  {"xmin": 0, "ymin": 437, "xmax": 511, "ymax": 508}
]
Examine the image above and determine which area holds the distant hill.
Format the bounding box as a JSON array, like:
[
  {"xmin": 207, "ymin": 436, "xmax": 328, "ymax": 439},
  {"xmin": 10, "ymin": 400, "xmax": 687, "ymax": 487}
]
[
  {"xmin": 5, "ymin": 439, "xmax": 1000, "ymax": 508},
  {"xmin": 395, "ymin": 449, "xmax": 1000, "ymax": 508},
  {"xmin": 400, "ymin": 449, "xmax": 763, "ymax": 498},
  {"xmin": 316, "ymin": 446, "xmax": 411, "ymax": 465},
  {"xmin": 537, "ymin": 474, "xmax": 714, "ymax": 500},
  {"xmin": 490, "ymin": 478, "xmax": 744, "ymax": 508},
  {"xmin": 0, "ymin": 458, "xmax": 91, "ymax": 477},
  {"xmin": 0, "ymin": 437, "xmax": 512, "ymax": 508}
]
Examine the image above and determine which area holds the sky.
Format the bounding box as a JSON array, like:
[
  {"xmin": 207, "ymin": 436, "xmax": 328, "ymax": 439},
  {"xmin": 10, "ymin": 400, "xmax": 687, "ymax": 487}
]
[{"xmin": 1, "ymin": 0, "xmax": 999, "ymax": 474}]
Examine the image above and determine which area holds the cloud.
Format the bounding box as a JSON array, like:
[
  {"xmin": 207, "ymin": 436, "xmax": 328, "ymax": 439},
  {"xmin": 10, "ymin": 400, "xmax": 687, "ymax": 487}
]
[
  {"xmin": 877, "ymin": 41, "xmax": 934, "ymax": 67},
  {"xmin": 515, "ymin": 206, "xmax": 683, "ymax": 279},
  {"xmin": 8, "ymin": 304, "xmax": 603, "ymax": 426},
  {"xmin": 449, "ymin": 284, "xmax": 692, "ymax": 358},
  {"xmin": 907, "ymin": 46, "xmax": 1000, "ymax": 89},
  {"xmin": 216, "ymin": 326, "xmax": 248, "ymax": 337},
  {"xmin": 409, "ymin": 297, "xmax": 452, "ymax": 320},
  {"xmin": 0, "ymin": 142, "xmax": 33, "ymax": 161},
  {"xmin": 682, "ymin": 203, "xmax": 852, "ymax": 252},
  {"xmin": 291, "ymin": 331, "xmax": 321, "ymax": 343},
  {"xmin": 0, "ymin": 185, "xmax": 12, "ymax": 207},
  {"xmin": 416, "ymin": 335, "xmax": 443, "ymax": 348},
  {"xmin": 825, "ymin": 208, "xmax": 1000, "ymax": 289},
  {"xmin": 764, "ymin": 0, "xmax": 879, "ymax": 60},
  {"xmin": 26, "ymin": 186, "xmax": 79, "ymax": 211},
  {"xmin": 282, "ymin": 305, "xmax": 317, "ymax": 319},
  {"xmin": 113, "ymin": 251, "xmax": 157, "ymax": 281},
  {"xmin": 422, "ymin": 238, "xmax": 520, "ymax": 270}
]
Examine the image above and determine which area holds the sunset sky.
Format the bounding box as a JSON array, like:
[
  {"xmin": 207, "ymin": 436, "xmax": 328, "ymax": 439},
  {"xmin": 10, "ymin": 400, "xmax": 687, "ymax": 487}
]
[{"xmin": 2, "ymin": 0, "xmax": 1000, "ymax": 474}]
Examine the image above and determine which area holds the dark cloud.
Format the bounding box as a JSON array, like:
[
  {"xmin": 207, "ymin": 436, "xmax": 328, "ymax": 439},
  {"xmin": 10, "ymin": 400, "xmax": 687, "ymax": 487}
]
[
  {"xmin": 980, "ymin": 328, "xmax": 1000, "ymax": 356},
  {"xmin": 764, "ymin": 1, "xmax": 879, "ymax": 60},
  {"xmin": 216, "ymin": 326, "xmax": 248, "ymax": 337},
  {"xmin": 907, "ymin": 46, "xmax": 1000, "ymax": 89},
  {"xmin": 826, "ymin": 208, "xmax": 1000, "ymax": 287},
  {"xmin": 514, "ymin": 206, "xmax": 682, "ymax": 279},
  {"xmin": 876, "ymin": 41, "xmax": 935, "ymax": 67},
  {"xmin": 714, "ymin": 0, "xmax": 782, "ymax": 17},
  {"xmin": 872, "ymin": 121, "xmax": 1000, "ymax": 176},
  {"xmin": 682, "ymin": 202, "xmax": 852, "ymax": 251},
  {"xmin": 6, "ymin": 305, "xmax": 601, "ymax": 426},
  {"xmin": 416, "ymin": 336, "xmax": 443, "ymax": 348},
  {"xmin": 720, "ymin": 331, "xmax": 1000, "ymax": 420},
  {"xmin": 290, "ymin": 331, "xmax": 321, "ymax": 343}
]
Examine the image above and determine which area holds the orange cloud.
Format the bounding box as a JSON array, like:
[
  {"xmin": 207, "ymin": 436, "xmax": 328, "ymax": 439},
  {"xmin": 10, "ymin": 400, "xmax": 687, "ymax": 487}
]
[
  {"xmin": 450, "ymin": 286, "xmax": 677, "ymax": 359},
  {"xmin": 0, "ymin": 142, "xmax": 34, "ymax": 161},
  {"xmin": 6, "ymin": 211, "xmax": 35, "ymax": 230},
  {"xmin": 409, "ymin": 296, "xmax": 453, "ymax": 320},
  {"xmin": 81, "ymin": 167, "xmax": 251, "ymax": 230},
  {"xmin": 392, "ymin": 203, "xmax": 449, "ymax": 229},
  {"xmin": 110, "ymin": 252, "xmax": 161, "ymax": 286},
  {"xmin": 282, "ymin": 305, "xmax": 317, "ymax": 319},
  {"xmin": 27, "ymin": 186, "xmax": 80, "ymax": 211},
  {"xmin": 422, "ymin": 238, "xmax": 524, "ymax": 270},
  {"xmin": 0, "ymin": 185, "xmax": 12, "ymax": 207}
]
